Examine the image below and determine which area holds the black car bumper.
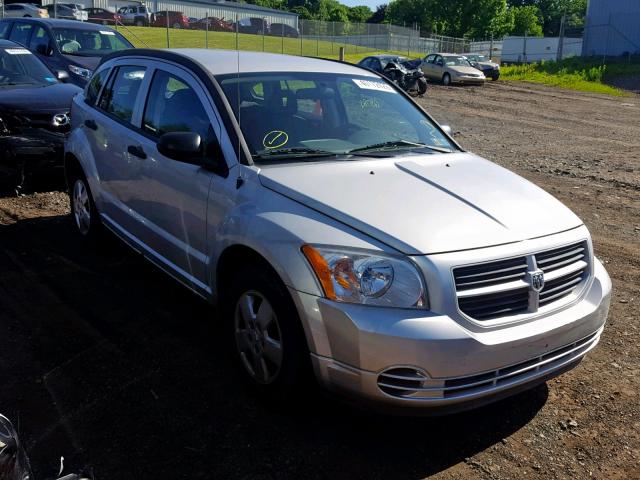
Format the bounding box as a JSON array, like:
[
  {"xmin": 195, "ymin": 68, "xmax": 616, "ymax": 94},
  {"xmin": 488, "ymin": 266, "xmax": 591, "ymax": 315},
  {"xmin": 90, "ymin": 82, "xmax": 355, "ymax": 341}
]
[{"xmin": 0, "ymin": 129, "xmax": 66, "ymax": 175}]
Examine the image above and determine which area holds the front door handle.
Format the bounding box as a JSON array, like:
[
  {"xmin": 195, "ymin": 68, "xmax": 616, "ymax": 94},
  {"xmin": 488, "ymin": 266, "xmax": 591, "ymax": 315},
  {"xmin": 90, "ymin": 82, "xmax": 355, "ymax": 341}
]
[
  {"xmin": 127, "ymin": 145, "xmax": 147, "ymax": 159},
  {"xmin": 84, "ymin": 119, "xmax": 97, "ymax": 130}
]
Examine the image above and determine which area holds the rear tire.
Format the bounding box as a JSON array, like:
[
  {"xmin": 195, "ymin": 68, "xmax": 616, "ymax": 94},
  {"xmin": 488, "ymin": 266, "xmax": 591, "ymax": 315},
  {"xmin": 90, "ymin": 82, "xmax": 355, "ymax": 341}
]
[
  {"xmin": 225, "ymin": 265, "xmax": 309, "ymax": 398},
  {"xmin": 172, "ymin": 22, "xmax": 181, "ymax": 29},
  {"xmin": 442, "ymin": 73, "xmax": 451, "ymax": 86},
  {"xmin": 68, "ymin": 168, "xmax": 102, "ymax": 242},
  {"xmin": 135, "ymin": 19, "xmax": 144, "ymax": 26}
]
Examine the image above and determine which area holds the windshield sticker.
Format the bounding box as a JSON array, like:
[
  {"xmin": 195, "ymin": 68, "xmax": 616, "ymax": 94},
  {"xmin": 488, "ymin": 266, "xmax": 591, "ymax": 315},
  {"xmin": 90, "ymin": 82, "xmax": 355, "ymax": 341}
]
[
  {"xmin": 100, "ymin": 30, "xmax": 116, "ymax": 35},
  {"xmin": 360, "ymin": 97, "xmax": 381, "ymax": 109},
  {"xmin": 5, "ymin": 48, "xmax": 31, "ymax": 55},
  {"xmin": 353, "ymin": 79, "xmax": 396, "ymax": 93},
  {"xmin": 263, "ymin": 130, "xmax": 289, "ymax": 149}
]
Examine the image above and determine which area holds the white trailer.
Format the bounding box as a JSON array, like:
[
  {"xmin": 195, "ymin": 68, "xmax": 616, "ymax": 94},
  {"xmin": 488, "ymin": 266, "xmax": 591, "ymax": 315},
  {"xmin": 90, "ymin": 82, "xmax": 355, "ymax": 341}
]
[{"xmin": 501, "ymin": 36, "xmax": 583, "ymax": 64}]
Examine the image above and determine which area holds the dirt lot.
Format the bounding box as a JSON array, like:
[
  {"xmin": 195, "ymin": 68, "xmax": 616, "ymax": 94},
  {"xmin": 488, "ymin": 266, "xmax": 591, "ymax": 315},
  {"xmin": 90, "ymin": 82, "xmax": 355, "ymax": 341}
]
[{"xmin": 0, "ymin": 81, "xmax": 638, "ymax": 480}]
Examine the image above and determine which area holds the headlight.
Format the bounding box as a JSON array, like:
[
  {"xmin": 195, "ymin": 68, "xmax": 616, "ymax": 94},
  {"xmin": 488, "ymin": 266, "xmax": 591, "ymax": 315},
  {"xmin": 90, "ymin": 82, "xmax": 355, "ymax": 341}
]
[
  {"xmin": 68, "ymin": 65, "xmax": 92, "ymax": 79},
  {"xmin": 302, "ymin": 245, "xmax": 428, "ymax": 309}
]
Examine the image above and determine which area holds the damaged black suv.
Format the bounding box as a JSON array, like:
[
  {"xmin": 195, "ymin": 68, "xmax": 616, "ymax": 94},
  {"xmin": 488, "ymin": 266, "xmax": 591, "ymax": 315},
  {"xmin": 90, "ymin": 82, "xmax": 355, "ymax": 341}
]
[{"xmin": 0, "ymin": 39, "xmax": 81, "ymax": 192}]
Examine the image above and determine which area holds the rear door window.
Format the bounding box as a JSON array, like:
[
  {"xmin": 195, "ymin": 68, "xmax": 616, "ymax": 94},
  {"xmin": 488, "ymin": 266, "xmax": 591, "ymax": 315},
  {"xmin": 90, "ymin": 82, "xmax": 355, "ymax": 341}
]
[
  {"xmin": 9, "ymin": 23, "xmax": 34, "ymax": 47},
  {"xmin": 29, "ymin": 26, "xmax": 53, "ymax": 55},
  {"xmin": 98, "ymin": 65, "xmax": 147, "ymax": 124}
]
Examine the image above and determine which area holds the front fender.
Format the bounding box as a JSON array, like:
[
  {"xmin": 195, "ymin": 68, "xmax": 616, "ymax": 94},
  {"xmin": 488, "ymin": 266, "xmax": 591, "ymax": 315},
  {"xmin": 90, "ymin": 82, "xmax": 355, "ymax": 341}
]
[{"xmin": 207, "ymin": 176, "xmax": 393, "ymax": 301}]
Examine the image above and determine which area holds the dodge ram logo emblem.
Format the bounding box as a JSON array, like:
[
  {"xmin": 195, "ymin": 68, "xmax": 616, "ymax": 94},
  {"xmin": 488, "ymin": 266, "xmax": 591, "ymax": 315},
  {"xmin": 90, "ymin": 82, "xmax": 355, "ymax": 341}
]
[
  {"xmin": 530, "ymin": 270, "xmax": 545, "ymax": 292},
  {"xmin": 53, "ymin": 113, "xmax": 70, "ymax": 127}
]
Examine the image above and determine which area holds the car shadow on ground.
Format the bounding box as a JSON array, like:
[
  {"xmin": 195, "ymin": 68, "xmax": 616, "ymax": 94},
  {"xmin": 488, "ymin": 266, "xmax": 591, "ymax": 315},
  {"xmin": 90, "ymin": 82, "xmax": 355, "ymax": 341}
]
[{"xmin": 0, "ymin": 215, "xmax": 548, "ymax": 479}]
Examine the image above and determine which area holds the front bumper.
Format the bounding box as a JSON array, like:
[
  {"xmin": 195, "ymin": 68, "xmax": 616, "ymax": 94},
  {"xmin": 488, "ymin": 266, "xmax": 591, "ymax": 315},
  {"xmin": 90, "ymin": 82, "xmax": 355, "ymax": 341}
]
[
  {"xmin": 290, "ymin": 257, "xmax": 611, "ymax": 413},
  {"xmin": 0, "ymin": 130, "xmax": 66, "ymax": 172},
  {"xmin": 454, "ymin": 76, "xmax": 486, "ymax": 85}
]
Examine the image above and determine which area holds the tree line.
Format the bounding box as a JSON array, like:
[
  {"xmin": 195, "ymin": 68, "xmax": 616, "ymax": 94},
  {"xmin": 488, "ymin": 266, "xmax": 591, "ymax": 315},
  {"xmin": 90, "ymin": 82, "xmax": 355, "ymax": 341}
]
[{"xmin": 241, "ymin": 0, "xmax": 587, "ymax": 39}]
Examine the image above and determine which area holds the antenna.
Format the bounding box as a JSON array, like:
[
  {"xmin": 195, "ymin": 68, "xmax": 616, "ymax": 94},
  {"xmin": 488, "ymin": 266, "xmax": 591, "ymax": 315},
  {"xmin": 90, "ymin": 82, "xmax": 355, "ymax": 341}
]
[{"xmin": 236, "ymin": 13, "xmax": 241, "ymax": 165}]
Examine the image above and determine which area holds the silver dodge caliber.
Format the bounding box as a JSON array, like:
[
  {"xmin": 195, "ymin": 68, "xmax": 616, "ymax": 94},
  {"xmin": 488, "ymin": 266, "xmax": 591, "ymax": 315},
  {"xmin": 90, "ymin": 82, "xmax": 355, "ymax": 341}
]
[{"xmin": 65, "ymin": 49, "xmax": 611, "ymax": 413}]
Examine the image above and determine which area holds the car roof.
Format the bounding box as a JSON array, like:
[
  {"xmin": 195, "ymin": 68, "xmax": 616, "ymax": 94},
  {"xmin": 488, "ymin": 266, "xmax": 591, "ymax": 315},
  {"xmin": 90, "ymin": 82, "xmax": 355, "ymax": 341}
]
[
  {"xmin": 0, "ymin": 17, "xmax": 113, "ymax": 30},
  {"xmin": 105, "ymin": 48, "xmax": 379, "ymax": 77}
]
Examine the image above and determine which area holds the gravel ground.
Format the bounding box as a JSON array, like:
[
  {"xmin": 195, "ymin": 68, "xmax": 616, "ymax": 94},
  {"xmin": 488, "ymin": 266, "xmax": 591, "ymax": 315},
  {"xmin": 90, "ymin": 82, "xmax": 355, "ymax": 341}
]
[{"xmin": 0, "ymin": 81, "xmax": 638, "ymax": 480}]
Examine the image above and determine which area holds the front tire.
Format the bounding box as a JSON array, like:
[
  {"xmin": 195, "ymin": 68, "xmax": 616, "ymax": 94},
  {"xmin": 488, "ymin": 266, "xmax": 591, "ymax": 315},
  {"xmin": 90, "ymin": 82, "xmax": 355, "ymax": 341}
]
[
  {"xmin": 442, "ymin": 73, "xmax": 451, "ymax": 86},
  {"xmin": 226, "ymin": 266, "xmax": 308, "ymax": 396},
  {"xmin": 172, "ymin": 22, "xmax": 181, "ymax": 29},
  {"xmin": 69, "ymin": 170, "xmax": 102, "ymax": 241},
  {"xmin": 417, "ymin": 77, "xmax": 428, "ymax": 95}
]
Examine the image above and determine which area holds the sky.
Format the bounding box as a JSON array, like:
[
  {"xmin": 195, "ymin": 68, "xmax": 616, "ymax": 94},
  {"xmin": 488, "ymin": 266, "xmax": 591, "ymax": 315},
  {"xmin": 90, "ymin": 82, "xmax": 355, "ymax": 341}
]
[{"xmin": 339, "ymin": 0, "xmax": 382, "ymax": 9}]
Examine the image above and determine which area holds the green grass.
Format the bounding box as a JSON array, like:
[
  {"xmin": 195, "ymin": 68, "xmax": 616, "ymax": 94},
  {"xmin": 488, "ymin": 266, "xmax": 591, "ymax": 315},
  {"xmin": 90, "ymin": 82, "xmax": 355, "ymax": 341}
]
[
  {"xmin": 115, "ymin": 25, "xmax": 423, "ymax": 63},
  {"xmin": 501, "ymin": 57, "xmax": 640, "ymax": 96}
]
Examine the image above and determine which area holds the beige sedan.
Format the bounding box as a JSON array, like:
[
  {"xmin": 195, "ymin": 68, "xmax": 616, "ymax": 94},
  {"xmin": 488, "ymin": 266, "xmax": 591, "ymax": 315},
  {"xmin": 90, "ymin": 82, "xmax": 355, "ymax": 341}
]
[{"xmin": 421, "ymin": 53, "xmax": 485, "ymax": 86}]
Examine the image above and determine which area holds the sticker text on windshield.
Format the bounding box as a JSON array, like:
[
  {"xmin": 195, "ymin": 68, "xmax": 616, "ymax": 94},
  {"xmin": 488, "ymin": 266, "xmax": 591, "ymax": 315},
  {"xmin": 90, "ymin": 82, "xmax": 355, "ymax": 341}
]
[{"xmin": 352, "ymin": 79, "xmax": 396, "ymax": 93}]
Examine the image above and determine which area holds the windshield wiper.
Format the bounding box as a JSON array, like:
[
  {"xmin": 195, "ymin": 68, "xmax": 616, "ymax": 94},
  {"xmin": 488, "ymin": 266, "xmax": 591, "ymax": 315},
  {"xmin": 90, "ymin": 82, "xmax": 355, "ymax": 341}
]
[
  {"xmin": 347, "ymin": 140, "xmax": 452, "ymax": 154},
  {"xmin": 253, "ymin": 147, "xmax": 339, "ymax": 161}
]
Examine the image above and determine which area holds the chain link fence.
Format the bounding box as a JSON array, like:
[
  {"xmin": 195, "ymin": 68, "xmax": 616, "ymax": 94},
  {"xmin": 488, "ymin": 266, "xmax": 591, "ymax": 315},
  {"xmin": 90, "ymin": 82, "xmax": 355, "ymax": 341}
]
[{"xmin": 0, "ymin": 1, "xmax": 475, "ymax": 60}]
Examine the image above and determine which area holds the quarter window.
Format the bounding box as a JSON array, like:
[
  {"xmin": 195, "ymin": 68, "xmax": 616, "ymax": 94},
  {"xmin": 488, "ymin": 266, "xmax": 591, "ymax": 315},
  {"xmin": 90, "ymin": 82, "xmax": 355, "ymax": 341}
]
[
  {"xmin": 98, "ymin": 66, "xmax": 146, "ymax": 124},
  {"xmin": 85, "ymin": 68, "xmax": 110, "ymax": 105},
  {"xmin": 0, "ymin": 22, "xmax": 11, "ymax": 39}
]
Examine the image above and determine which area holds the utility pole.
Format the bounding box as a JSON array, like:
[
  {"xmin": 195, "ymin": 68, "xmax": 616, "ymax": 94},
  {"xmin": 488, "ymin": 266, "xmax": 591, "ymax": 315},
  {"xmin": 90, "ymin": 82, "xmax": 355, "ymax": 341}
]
[{"xmin": 556, "ymin": 12, "xmax": 566, "ymax": 61}]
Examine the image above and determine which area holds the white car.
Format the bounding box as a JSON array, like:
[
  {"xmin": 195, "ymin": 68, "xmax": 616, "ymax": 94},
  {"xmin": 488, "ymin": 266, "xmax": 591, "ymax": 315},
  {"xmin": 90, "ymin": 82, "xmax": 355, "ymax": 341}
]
[
  {"xmin": 65, "ymin": 49, "xmax": 611, "ymax": 413},
  {"xmin": 2, "ymin": 3, "xmax": 48, "ymax": 18}
]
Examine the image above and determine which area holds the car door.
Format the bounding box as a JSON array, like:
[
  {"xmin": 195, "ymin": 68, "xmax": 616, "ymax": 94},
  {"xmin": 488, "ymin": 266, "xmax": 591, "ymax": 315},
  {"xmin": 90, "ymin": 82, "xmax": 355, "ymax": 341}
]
[
  {"xmin": 421, "ymin": 54, "xmax": 434, "ymax": 78},
  {"xmin": 29, "ymin": 25, "xmax": 58, "ymax": 71},
  {"xmin": 432, "ymin": 55, "xmax": 445, "ymax": 80},
  {"xmin": 124, "ymin": 63, "xmax": 229, "ymax": 292},
  {"xmin": 86, "ymin": 62, "xmax": 151, "ymax": 235}
]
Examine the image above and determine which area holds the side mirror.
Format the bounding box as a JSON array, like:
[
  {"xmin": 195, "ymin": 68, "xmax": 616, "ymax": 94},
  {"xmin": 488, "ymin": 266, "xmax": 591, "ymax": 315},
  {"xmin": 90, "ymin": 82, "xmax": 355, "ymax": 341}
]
[
  {"xmin": 441, "ymin": 125, "xmax": 452, "ymax": 136},
  {"xmin": 157, "ymin": 131, "xmax": 201, "ymax": 160},
  {"xmin": 56, "ymin": 70, "xmax": 69, "ymax": 82}
]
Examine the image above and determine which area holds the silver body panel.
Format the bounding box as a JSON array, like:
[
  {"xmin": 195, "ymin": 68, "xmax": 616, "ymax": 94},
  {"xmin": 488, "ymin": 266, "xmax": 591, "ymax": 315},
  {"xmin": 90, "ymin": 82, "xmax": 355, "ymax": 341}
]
[{"xmin": 66, "ymin": 49, "xmax": 611, "ymax": 412}]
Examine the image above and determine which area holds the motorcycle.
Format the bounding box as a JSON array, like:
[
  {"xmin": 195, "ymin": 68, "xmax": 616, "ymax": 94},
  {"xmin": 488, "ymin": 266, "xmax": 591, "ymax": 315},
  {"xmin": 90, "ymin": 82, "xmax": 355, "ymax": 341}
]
[
  {"xmin": 382, "ymin": 60, "xmax": 428, "ymax": 97},
  {"xmin": 0, "ymin": 415, "xmax": 89, "ymax": 480}
]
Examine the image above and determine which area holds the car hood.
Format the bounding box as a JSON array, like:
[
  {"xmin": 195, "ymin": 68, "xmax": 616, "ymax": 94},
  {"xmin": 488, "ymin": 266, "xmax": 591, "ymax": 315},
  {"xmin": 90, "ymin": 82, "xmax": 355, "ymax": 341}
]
[
  {"xmin": 62, "ymin": 54, "xmax": 101, "ymax": 70},
  {"xmin": 0, "ymin": 83, "xmax": 82, "ymax": 112},
  {"xmin": 475, "ymin": 61, "xmax": 498, "ymax": 69},
  {"xmin": 449, "ymin": 65, "xmax": 484, "ymax": 76},
  {"xmin": 258, "ymin": 153, "xmax": 583, "ymax": 255}
]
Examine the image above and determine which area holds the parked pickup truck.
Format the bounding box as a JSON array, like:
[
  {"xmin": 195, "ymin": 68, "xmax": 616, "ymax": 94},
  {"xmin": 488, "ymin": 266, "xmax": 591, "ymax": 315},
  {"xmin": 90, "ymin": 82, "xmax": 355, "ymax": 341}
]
[{"xmin": 116, "ymin": 5, "xmax": 154, "ymax": 26}]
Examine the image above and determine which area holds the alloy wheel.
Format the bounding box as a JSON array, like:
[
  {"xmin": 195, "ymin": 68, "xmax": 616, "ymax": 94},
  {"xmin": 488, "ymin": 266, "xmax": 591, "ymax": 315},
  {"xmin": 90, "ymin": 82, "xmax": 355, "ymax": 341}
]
[
  {"xmin": 234, "ymin": 290, "xmax": 283, "ymax": 384},
  {"xmin": 72, "ymin": 179, "xmax": 91, "ymax": 235}
]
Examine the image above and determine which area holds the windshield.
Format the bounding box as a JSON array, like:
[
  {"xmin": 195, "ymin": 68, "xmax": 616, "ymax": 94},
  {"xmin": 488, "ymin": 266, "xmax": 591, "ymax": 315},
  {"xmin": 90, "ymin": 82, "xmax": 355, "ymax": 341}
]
[
  {"xmin": 444, "ymin": 56, "xmax": 472, "ymax": 67},
  {"xmin": 0, "ymin": 47, "xmax": 58, "ymax": 87},
  {"xmin": 217, "ymin": 72, "xmax": 456, "ymax": 163},
  {"xmin": 467, "ymin": 54, "xmax": 487, "ymax": 62},
  {"xmin": 53, "ymin": 28, "xmax": 132, "ymax": 56}
]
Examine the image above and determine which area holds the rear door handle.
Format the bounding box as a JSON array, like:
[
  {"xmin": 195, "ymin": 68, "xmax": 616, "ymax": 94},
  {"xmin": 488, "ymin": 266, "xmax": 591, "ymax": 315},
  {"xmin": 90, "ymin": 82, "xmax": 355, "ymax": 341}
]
[
  {"xmin": 127, "ymin": 145, "xmax": 147, "ymax": 159},
  {"xmin": 84, "ymin": 119, "xmax": 97, "ymax": 130}
]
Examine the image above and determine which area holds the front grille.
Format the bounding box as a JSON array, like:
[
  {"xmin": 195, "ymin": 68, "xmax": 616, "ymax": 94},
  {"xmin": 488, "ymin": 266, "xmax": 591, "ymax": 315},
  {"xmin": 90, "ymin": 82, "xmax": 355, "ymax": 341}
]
[
  {"xmin": 454, "ymin": 241, "xmax": 590, "ymax": 321},
  {"xmin": 377, "ymin": 330, "xmax": 601, "ymax": 400},
  {"xmin": 3, "ymin": 112, "xmax": 70, "ymax": 134}
]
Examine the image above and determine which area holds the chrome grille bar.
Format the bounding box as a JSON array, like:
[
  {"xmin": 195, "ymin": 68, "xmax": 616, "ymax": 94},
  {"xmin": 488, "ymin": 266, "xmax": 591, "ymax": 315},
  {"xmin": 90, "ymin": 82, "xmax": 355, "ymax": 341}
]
[{"xmin": 454, "ymin": 241, "xmax": 590, "ymax": 321}]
